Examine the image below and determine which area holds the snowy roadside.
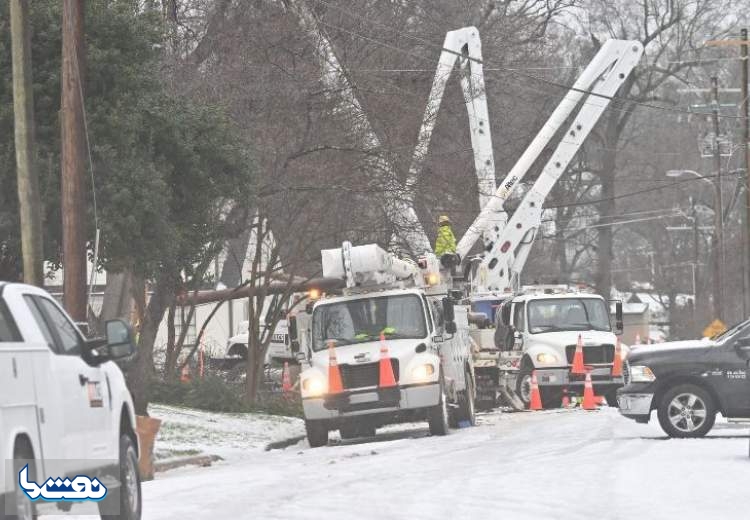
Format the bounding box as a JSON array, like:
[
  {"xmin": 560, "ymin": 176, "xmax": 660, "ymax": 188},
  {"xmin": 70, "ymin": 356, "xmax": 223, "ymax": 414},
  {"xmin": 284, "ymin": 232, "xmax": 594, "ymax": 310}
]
[{"xmin": 148, "ymin": 403, "xmax": 306, "ymax": 463}]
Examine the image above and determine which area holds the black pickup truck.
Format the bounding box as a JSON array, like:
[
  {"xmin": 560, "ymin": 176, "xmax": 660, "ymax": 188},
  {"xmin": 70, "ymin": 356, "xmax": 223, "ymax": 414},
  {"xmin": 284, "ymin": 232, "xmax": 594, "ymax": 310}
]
[{"xmin": 617, "ymin": 319, "xmax": 750, "ymax": 438}]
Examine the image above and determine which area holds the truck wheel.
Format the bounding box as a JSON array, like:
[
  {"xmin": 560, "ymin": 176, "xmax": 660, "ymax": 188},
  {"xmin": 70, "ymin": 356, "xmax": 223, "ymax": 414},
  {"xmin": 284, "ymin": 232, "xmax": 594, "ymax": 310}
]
[
  {"xmin": 515, "ymin": 365, "xmax": 533, "ymax": 408},
  {"xmin": 428, "ymin": 378, "xmax": 449, "ymax": 436},
  {"xmin": 6, "ymin": 442, "xmax": 36, "ymax": 520},
  {"xmin": 305, "ymin": 420, "xmax": 329, "ymax": 448},
  {"xmin": 456, "ymin": 369, "xmax": 476, "ymax": 426},
  {"xmin": 605, "ymin": 390, "xmax": 619, "ymax": 408},
  {"xmin": 657, "ymin": 384, "xmax": 716, "ymax": 438},
  {"xmin": 99, "ymin": 434, "xmax": 141, "ymax": 520}
]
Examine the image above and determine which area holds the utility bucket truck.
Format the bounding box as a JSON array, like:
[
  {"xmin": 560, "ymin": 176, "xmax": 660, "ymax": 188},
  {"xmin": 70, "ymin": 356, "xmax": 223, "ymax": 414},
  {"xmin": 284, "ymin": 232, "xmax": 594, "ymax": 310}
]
[
  {"xmin": 403, "ymin": 27, "xmax": 643, "ymax": 408},
  {"xmin": 291, "ymin": 242, "xmax": 476, "ymax": 447},
  {"xmin": 492, "ymin": 287, "xmax": 624, "ymax": 408}
]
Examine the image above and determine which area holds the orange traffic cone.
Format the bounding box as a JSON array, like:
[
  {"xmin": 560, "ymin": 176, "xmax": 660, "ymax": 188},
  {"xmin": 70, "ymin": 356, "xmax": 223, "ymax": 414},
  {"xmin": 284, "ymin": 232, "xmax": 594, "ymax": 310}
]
[
  {"xmin": 611, "ymin": 337, "xmax": 623, "ymax": 378},
  {"xmin": 571, "ymin": 334, "xmax": 586, "ymax": 375},
  {"xmin": 378, "ymin": 333, "xmax": 397, "ymax": 387},
  {"xmin": 581, "ymin": 369, "xmax": 596, "ymax": 410},
  {"xmin": 282, "ymin": 361, "xmax": 293, "ymax": 395},
  {"xmin": 529, "ymin": 370, "xmax": 543, "ymax": 410},
  {"xmin": 327, "ymin": 341, "xmax": 344, "ymax": 394},
  {"xmin": 561, "ymin": 387, "xmax": 570, "ymax": 408}
]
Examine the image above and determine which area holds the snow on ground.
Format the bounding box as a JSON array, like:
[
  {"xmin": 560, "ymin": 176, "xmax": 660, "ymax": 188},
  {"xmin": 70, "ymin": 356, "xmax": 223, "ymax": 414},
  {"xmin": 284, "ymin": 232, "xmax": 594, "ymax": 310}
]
[
  {"xmin": 40, "ymin": 407, "xmax": 750, "ymax": 519},
  {"xmin": 140, "ymin": 407, "xmax": 750, "ymax": 520},
  {"xmin": 149, "ymin": 403, "xmax": 305, "ymax": 461}
]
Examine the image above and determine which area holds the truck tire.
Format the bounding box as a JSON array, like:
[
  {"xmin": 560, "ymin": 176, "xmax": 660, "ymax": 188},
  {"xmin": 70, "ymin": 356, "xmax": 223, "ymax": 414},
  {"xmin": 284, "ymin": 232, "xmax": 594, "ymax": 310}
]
[
  {"xmin": 99, "ymin": 434, "xmax": 141, "ymax": 520},
  {"xmin": 428, "ymin": 378, "xmax": 450, "ymax": 436},
  {"xmin": 455, "ymin": 369, "xmax": 476, "ymax": 426},
  {"xmin": 5, "ymin": 441, "xmax": 36, "ymax": 520},
  {"xmin": 657, "ymin": 384, "xmax": 716, "ymax": 438},
  {"xmin": 305, "ymin": 420, "xmax": 329, "ymax": 448},
  {"xmin": 515, "ymin": 364, "xmax": 533, "ymax": 408}
]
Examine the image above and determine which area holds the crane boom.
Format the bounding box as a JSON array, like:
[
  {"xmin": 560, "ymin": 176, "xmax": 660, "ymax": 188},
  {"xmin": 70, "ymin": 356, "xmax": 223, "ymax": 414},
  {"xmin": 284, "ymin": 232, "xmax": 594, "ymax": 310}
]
[
  {"xmin": 472, "ymin": 40, "xmax": 644, "ymax": 293},
  {"xmin": 406, "ymin": 27, "xmax": 497, "ymax": 217},
  {"xmin": 456, "ymin": 40, "xmax": 644, "ymax": 263}
]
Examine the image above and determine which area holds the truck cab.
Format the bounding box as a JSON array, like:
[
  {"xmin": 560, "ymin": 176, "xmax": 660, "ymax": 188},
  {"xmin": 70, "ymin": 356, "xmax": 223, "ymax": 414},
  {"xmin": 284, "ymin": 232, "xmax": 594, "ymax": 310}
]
[
  {"xmin": 618, "ymin": 319, "xmax": 750, "ymax": 438},
  {"xmin": 0, "ymin": 282, "xmax": 140, "ymax": 519},
  {"xmin": 294, "ymin": 243, "xmax": 476, "ymax": 447},
  {"xmin": 498, "ymin": 288, "xmax": 624, "ymax": 408}
]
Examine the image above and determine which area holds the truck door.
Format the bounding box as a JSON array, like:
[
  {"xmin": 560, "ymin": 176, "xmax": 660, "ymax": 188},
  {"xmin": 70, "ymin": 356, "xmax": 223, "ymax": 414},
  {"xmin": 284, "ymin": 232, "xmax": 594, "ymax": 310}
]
[
  {"xmin": 717, "ymin": 328, "xmax": 750, "ymax": 415},
  {"xmin": 0, "ymin": 296, "xmax": 42, "ymax": 467},
  {"xmin": 24, "ymin": 295, "xmax": 112, "ymax": 462}
]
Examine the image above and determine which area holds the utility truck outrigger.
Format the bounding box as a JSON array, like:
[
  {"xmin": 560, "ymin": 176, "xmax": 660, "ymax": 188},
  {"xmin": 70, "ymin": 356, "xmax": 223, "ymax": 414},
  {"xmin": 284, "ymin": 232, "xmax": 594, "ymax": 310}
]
[{"xmin": 290, "ymin": 242, "xmax": 475, "ymax": 447}]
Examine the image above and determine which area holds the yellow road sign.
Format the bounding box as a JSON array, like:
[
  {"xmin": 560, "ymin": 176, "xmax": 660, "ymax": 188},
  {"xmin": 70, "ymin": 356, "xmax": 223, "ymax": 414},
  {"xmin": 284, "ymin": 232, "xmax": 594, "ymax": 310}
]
[{"xmin": 703, "ymin": 319, "xmax": 727, "ymax": 338}]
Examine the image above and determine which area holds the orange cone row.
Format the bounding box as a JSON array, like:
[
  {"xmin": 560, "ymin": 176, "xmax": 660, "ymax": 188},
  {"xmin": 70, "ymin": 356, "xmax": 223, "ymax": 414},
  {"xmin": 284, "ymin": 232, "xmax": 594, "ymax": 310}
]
[{"xmin": 327, "ymin": 336, "xmax": 398, "ymax": 396}]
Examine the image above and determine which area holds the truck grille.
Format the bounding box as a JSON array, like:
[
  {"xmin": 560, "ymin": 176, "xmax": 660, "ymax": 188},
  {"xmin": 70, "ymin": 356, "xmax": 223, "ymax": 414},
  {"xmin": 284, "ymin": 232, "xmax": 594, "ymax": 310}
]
[
  {"xmin": 339, "ymin": 360, "xmax": 399, "ymax": 389},
  {"xmin": 565, "ymin": 344, "xmax": 615, "ymax": 365},
  {"xmin": 623, "ymin": 360, "xmax": 631, "ymax": 385}
]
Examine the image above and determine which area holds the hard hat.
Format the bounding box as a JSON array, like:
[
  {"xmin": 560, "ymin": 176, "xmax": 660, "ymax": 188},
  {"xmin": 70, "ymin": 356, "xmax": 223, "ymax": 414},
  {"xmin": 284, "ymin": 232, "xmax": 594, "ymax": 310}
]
[{"xmin": 438, "ymin": 215, "xmax": 451, "ymax": 225}]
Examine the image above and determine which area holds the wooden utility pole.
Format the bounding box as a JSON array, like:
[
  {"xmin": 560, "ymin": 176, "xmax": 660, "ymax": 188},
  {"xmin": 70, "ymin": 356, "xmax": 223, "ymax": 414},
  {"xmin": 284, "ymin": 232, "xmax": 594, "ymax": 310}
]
[
  {"xmin": 706, "ymin": 34, "xmax": 750, "ymax": 318},
  {"xmin": 61, "ymin": 0, "xmax": 87, "ymax": 321},
  {"xmin": 710, "ymin": 76, "xmax": 725, "ymax": 322},
  {"xmin": 741, "ymin": 29, "xmax": 749, "ymax": 317},
  {"xmin": 10, "ymin": 0, "xmax": 43, "ymax": 286}
]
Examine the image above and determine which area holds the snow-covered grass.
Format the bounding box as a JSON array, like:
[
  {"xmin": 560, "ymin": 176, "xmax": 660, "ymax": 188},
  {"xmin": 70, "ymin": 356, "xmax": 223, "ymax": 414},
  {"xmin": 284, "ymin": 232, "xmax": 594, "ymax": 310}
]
[{"xmin": 149, "ymin": 403, "xmax": 305, "ymax": 461}]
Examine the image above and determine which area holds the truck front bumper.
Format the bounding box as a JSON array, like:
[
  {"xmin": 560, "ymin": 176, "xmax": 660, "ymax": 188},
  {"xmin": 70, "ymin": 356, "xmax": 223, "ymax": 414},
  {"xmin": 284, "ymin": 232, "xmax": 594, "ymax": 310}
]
[
  {"xmin": 534, "ymin": 366, "xmax": 623, "ymax": 393},
  {"xmin": 302, "ymin": 383, "xmax": 441, "ymax": 421},
  {"xmin": 617, "ymin": 392, "xmax": 654, "ymax": 417}
]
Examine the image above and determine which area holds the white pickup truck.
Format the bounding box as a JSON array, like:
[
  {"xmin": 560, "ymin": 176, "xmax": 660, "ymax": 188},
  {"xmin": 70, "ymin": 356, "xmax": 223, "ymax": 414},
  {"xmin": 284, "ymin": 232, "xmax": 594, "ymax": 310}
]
[{"xmin": 0, "ymin": 282, "xmax": 140, "ymax": 520}]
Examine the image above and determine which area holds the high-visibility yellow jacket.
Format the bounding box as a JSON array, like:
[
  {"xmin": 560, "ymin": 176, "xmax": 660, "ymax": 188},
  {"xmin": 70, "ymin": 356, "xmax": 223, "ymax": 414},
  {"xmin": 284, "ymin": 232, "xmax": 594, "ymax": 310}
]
[{"xmin": 434, "ymin": 225, "xmax": 457, "ymax": 256}]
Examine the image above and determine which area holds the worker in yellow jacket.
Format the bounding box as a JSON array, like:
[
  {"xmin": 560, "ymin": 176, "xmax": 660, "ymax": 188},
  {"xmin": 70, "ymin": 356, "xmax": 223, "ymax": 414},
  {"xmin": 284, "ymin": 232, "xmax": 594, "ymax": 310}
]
[{"xmin": 434, "ymin": 215, "xmax": 457, "ymax": 256}]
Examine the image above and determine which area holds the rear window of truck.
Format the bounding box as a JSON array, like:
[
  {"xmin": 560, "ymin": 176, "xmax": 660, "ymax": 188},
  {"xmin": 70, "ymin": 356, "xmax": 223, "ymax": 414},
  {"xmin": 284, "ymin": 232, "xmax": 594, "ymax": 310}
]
[{"xmin": 0, "ymin": 298, "xmax": 22, "ymax": 342}]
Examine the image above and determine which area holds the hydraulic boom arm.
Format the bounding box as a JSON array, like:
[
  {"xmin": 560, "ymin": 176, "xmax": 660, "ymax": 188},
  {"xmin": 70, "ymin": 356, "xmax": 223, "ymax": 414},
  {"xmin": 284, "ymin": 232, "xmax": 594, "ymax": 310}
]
[{"xmin": 471, "ymin": 40, "xmax": 644, "ymax": 293}]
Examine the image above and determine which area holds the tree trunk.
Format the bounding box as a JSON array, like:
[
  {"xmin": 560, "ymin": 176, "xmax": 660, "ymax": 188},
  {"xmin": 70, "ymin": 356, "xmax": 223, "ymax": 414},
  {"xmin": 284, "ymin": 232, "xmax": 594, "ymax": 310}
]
[
  {"xmin": 10, "ymin": 0, "xmax": 44, "ymax": 287},
  {"xmin": 128, "ymin": 275, "xmax": 171, "ymax": 416}
]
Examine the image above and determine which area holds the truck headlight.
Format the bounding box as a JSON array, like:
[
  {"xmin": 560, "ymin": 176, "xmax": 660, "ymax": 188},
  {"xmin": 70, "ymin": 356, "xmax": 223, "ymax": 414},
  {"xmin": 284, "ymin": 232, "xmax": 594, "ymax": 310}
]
[
  {"xmin": 629, "ymin": 365, "xmax": 656, "ymax": 383},
  {"xmin": 536, "ymin": 353, "xmax": 559, "ymax": 364},
  {"xmin": 302, "ymin": 376, "xmax": 326, "ymax": 396},
  {"xmin": 411, "ymin": 364, "xmax": 435, "ymax": 381}
]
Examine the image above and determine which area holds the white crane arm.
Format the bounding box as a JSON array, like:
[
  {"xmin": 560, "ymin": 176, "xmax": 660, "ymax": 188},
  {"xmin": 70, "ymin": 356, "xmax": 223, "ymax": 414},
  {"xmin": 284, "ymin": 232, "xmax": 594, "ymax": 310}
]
[
  {"xmin": 456, "ymin": 40, "xmax": 643, "ymax": 262},
  {"xmin": 406, "ymin": 27, "xmax": 497, "ymax": 216},
  {"xmin": 472, "ymin": 40, "xmax": 644, "ymax": 293}
]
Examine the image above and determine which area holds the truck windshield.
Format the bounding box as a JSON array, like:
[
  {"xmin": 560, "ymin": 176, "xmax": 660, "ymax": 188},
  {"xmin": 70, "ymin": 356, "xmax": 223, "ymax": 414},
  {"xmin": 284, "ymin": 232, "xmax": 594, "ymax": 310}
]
[
  {"xmin": 527, "ymin": 298, "xmax": 611, "ymax": 333},
  {"xmin": 312, "ymin": 294, "xmax": 427, "ymax": 351}
]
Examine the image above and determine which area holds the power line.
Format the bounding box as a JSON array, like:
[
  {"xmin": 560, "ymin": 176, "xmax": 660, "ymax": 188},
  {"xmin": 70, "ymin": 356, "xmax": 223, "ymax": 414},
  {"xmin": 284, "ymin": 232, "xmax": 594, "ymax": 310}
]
[{"xmin": 309, "ymin": 1, "xmax": 750, "ymax": 121}]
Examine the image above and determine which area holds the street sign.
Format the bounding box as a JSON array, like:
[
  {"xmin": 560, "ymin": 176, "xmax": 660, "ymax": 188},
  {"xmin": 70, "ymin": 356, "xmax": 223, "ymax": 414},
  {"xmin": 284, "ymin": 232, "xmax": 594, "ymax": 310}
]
[{"xmin": 703, "ymin": 319, "xmax": 727, "ymax": 338}]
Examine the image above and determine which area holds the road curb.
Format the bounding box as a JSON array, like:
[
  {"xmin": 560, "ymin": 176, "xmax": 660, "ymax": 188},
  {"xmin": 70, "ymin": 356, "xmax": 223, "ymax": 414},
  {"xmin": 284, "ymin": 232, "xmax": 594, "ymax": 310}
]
[
  {"xmin": 154, "ymin": 454, "xmax": 223, "ymax": 473},
  {"xmin": 266, "ymin": 435, "xmax": 307, "ymax": 451}
]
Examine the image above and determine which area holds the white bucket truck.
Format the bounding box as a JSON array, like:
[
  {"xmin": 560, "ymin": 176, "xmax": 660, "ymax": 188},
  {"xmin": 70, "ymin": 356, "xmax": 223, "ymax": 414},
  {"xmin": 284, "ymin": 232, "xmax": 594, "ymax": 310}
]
[
  {"xmin": 290, "ymin": 242, "xmax": 476, "ymax": 447},
  {"xmin": 493, "ymin": 287, "xmax": 624, "ymax": 408}
]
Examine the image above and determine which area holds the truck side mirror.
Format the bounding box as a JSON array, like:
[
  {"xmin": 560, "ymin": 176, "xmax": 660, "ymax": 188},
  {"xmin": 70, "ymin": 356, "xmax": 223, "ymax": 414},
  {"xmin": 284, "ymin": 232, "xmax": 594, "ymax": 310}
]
[
  {"xmin": 500, "ymin": 302, "xmax": 511, "ymax": 327},
  {"xmin": 105, "ymin": 319, "xmax": 136, "ymax": 360},
  {"xmin": 611, "ymin": 300, "xmax": 624, "ymax": 335},
  {"xmin": 442, "ymin": 298, "xmax": 457, "ymax": 335},
  {"xmin": 735, "ymin": 337, "xmax": 750, "ymax": 359},
  {"xmin": 288, "ymin": 316, "xmax": 301, "ymax": 354},
  {"xmin": 442, "ymin": 298, "xmax": 455, "ymax": 322}
]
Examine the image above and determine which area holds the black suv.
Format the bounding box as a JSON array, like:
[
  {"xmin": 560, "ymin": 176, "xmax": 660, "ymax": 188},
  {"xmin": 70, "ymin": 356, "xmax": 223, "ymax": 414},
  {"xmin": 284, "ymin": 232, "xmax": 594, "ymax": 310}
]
[{"xmin": 617, "ymin": 320, "xmax": 750, "ymax": 438}]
